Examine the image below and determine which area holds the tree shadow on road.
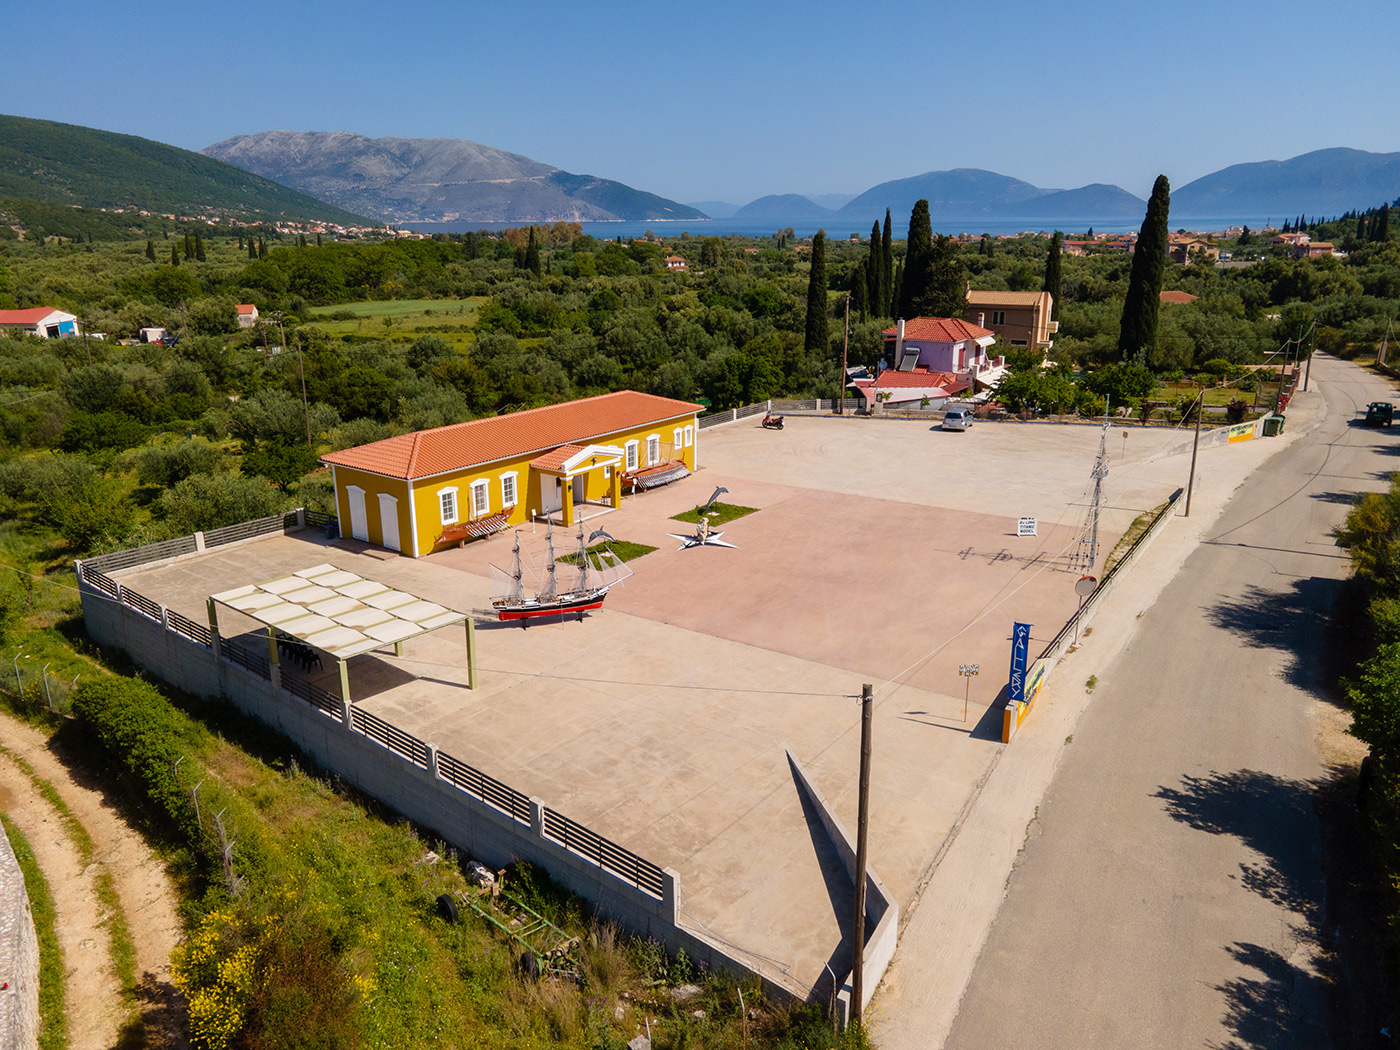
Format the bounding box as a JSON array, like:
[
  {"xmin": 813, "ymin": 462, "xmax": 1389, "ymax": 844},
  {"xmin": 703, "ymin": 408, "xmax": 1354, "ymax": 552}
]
[
  {"xmin": 1200, "ymin": 576, "xmax": 1347, "ymax": 695},
  {"xmin": 1154, "ymin": 769, "xmax": 1338, "ymax": 1049},
  {"xmin": 1209, "ymin": 941, "xmax": 1331, "ymax": 1050}
]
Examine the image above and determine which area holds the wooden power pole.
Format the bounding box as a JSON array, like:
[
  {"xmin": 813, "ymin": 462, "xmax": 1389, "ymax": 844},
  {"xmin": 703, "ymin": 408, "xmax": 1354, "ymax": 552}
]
[
  {"xmin": 851, "ymin": 683, "xmax": 873, "ymax": 1028},
  {"xmin": 839, "ymin": 294, "xmax": 850, "ymax": 415}
]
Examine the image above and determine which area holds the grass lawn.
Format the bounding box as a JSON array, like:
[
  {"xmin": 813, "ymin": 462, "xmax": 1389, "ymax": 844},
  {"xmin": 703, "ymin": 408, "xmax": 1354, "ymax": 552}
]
[
  {"xmin": 670, "ymin": 502, "xmax": 758, "ymax": 527},
  {"xmin": 303, "ymin": 298, "xmax": 485, "ymax": 347},
  {"xmin": 556, "ymin": 540, "xmax": 657, "ymax": 567}
]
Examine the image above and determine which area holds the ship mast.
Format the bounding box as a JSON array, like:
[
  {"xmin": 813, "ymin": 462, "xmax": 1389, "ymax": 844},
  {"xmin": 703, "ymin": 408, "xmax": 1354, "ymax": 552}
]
[
  {"xmin": 508, "ymin": 531, "xmax": 524, "ymax": 602},
  {"xmin": 540, "ymin": 520, "xmax": 558, "ymax": 601},
  {"xmin": 575, "ymin": 522, "xmax": 590, "ymax": 593}
]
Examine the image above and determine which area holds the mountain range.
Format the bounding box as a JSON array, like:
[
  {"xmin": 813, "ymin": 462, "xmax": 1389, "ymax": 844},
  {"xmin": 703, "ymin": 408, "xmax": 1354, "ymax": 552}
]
[
  {"xmin": 0, "ymin": 115, "xmax": 371, "ymax": 227},
  {"xmin": 3, "ymin": 113, "xmax": 1398, "ymax": 233},
  {"xmin": 202, "ymin": 131, "xmax": 706, "ymax": 224}
]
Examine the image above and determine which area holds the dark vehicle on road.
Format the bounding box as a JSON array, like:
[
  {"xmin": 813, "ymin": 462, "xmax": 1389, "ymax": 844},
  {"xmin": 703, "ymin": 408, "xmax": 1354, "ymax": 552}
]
[{"xmin": 1365, "ymin": 401, "xmax": 1394, "ymax": 427}]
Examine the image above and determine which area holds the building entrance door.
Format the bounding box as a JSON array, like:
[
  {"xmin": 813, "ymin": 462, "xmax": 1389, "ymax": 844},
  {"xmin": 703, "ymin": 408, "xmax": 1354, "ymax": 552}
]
[{"xmin": 347, "ymin": 486, "xmax": 368, "ymax": 541}]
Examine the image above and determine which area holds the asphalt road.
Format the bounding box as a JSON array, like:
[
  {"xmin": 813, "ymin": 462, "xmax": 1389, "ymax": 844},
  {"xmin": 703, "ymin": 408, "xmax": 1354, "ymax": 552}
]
[{"xmin": 941, "ymin": 356, "xmax": 1392, "ymax": 1049}]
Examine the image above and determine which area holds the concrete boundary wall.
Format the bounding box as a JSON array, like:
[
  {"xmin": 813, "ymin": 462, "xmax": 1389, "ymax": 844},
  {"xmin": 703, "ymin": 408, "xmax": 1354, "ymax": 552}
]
[
  {"xmin": 0, "ymin": 823, "xmax": 39, "ymax": 1050},
  {"xmin": 78, "ymin": 581, "xmax": 808, "ymax": 1006},
  {"xmin": 785, "ymin": 750, "xmax": 898, "ymax": 1027},
  {"xmin": 1003, "ymin": 487, "xmax": 1185, "ymax": 741},
  {"xmin": 1150, "ymin": 412, "xmax": 1270, "ymax": 461}
]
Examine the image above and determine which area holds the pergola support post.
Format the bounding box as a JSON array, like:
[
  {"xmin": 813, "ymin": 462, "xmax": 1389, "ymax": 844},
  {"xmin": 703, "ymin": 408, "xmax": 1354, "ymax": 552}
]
[
  {"xmin": 265, "ymin": 626, "xmax": 281, "ymax": 689},
  {"xmin": 338, "ymin": 658, "xmax": 351, "ymax": 710},
  {"xmin": 465, "ymin": 619, "xmax": 478, "ymax": 690},
  {"xmin": 206, "ymin": 598, "xmax": 220, "ymax": 653}
]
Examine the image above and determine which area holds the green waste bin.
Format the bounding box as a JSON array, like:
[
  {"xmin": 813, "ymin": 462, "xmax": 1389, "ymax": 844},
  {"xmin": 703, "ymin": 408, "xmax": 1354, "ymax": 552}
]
[{"xmin": 1262, "ymin": 414, "xmax": 1285, "ymax": 437}]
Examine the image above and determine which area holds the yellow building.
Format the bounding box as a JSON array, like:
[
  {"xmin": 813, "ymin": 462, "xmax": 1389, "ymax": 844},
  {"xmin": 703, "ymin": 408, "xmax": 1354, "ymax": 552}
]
[{"xmin": 321, "ymin": 391, "xmax": 703, "ymax": 557}]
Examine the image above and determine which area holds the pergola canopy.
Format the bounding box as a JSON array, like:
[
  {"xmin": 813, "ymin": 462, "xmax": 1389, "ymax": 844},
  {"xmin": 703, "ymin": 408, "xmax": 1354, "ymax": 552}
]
[{"xmin": 211, "ymin": 562, "xmax": 467, "ymax": 660}]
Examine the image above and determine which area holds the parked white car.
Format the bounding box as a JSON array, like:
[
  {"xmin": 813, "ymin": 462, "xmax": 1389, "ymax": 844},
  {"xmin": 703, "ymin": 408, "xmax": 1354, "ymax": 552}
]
[{"xmin": 941, "ymin": 406, "xmax": 974, "ymax": 431}]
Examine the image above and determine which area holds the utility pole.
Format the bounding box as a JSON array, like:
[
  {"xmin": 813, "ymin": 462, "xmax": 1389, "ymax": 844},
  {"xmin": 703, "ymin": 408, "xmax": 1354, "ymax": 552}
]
[
  {"xmin": 851, "ymin": 683, "xmax": 873, "ymax": 1030},
  {"xmin": 839, "ymin": 293, "xmax": 850, "ymax": 415},
  {"xmin": 1185, "ymin": 387, "xmax": 1205, "ymax": 517},
  {"xmin": 298, "ymin": 341, "xmax": 312, "ymax": 446}
]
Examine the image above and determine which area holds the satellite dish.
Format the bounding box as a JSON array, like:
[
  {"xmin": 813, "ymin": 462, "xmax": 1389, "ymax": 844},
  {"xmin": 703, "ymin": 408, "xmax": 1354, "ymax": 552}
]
[{"xmin": 1075, "ymin": 575, "xmax": 1098, "ymax": 597}]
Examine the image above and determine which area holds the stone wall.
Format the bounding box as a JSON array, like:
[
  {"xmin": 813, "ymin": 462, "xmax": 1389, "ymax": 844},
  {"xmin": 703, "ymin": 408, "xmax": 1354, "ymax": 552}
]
[{"xmin": 0, "ymin": 824, "xmax": 39, "ymax": 1050}]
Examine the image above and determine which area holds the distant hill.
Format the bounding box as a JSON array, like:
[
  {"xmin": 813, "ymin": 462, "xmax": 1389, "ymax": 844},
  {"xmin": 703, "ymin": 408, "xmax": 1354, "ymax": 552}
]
[
  {"xmin": 734, "ymin": 194, "xmax": 833, "ymax": 219},
  {"xmin": 688, "ymin": 200, "xmax": 739, "ymax": 219},
  {"xmin": 1173, "ymin": 148, "xmax": 1400, "ymax": 218},
  {"xmin": 1003, "ymin": 183, "xmax": 1146, "ymax": 219},
  {"xmin": 839, "ymin": 169, "xmax": 1049, "ymax": 222},
  {"xmin": 0, "ymin": 114, "xmax": 373, "ymax": 227},
  {"xmin": 203, "ymin": 131, "xmax": 708, "ymax": 224},
  {"xmin": 808, "ymin": 193, "xmax": 857, "ymax": 211}
]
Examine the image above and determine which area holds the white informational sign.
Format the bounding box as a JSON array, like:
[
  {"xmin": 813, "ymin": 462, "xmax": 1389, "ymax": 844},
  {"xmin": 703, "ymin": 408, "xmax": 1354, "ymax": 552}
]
[{"xmin": 1017, "ymin": 517, "xmax": 1038, "ymax": 537}]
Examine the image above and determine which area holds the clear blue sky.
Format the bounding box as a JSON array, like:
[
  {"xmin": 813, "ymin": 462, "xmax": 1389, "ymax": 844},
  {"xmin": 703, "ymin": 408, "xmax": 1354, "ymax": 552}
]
[{"xmin": 9, "ymin": 0, "xmax": 1399, "ymax": 206}]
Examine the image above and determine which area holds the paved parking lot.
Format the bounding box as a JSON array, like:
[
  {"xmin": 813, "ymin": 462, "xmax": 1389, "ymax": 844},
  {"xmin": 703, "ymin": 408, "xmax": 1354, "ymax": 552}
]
[{"xmin": 117, "ymin": 414, "xmax": 1198, "ymax": 997}]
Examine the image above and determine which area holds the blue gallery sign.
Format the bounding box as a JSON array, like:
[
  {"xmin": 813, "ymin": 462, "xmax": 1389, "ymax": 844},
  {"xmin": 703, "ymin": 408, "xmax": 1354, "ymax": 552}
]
[{"xmin": 1008, "ymin": 621, "xmax": 1032, "ymax": 703}]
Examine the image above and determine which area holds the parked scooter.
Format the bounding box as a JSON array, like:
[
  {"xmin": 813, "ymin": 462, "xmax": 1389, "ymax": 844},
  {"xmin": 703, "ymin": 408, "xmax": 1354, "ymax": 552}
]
[{"xmin": 761, "ymin": 413, "xmax": 784, "ymax": 430}]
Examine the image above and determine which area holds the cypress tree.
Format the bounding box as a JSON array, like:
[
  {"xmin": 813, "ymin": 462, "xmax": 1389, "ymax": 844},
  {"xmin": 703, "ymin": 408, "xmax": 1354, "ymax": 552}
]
[
  {"xmin": 183, "ymin": 234, "xmax": 193, "ymax": 260},
  {"xmin": 237, "ymin": 234, "xmax": 244, "ymax": 249},
  {"xmin": 1358, "ymin": 215, "xmax": 1367, "ymax": 240},
  {"xmin": 892, "ymin": 260, "xmax": 904, "ymax": 315},
  {"xmin": 248, "ymin": 238, "xmax": 257, "ymax": 260},
  {"xmin": 980, "ymin": 234, "xmax": 994, "ymax": 258},
  {"xmin": 1043, "ymin": 230, "xmax": 1063, "ymax": 321},
  {"xmin": 195, "ymin": 233, "xmax": 206, "ymax": 262},
  {"xmin": 898, "ymin": 200, "xmax": 933, "ymax": 319},
  {"xmin": 1377, "ymin": 204, "xmax": 1391, "ymax": 242},
  {"xmin": 852, "ymin": 258, "xmax": 870, "ymax": 322},
  {"xmin": 1118, "ymin": 174, "xmax": 1171, "ymax": 364},
  {"xmin": 316, "ymin": 232, "xmax": 323, "ymax": 247},
  {"xmin": 804, "ymin": 229, "xmax": 829, "ymax": 351},
  {"xmin": 146, "ymin": 239, "xmax": 157, "ymax": 262},
  {"xmin": 524, "ymin": 227, "xmax": 542, "ymax": 275},
  {"xmin": 258, "ymin": 239, "xmax": 267, "ymax": 260},
  {"xmin": 170, "ymin": 245, "xmax": 180, "ymax": 266},
  {"xmin": 881, "ymin": 210, "xmax": 894, "ymax": 317},
  {"xmin": 867, "ymin": 221, "xmax": 882, "ymax": 318}
]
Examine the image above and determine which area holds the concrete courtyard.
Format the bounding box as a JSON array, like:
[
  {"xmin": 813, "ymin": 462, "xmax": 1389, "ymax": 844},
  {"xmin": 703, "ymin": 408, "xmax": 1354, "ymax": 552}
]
[{"xmin": 116, "ymin": 413, "xmax": 1204, "ymax": 999}]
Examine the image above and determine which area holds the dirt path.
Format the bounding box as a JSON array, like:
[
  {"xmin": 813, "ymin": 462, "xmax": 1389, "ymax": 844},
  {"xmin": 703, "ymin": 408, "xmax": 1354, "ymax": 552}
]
[{"xmin": 0, "ymin": 709, "xmax": 185, "ymax": 1048}]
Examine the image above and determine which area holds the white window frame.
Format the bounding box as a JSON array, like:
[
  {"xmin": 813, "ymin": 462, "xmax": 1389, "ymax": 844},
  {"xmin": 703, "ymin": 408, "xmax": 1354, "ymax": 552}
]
[
  {"xmin": 992, "ymin": 310, "xmax": 1006, "ymax": 326},
  {"xmin": 683, "ymin": 425, "xmax": 693, "ymax": 448},
  {"xmin": 439, "ymin": 487, "xmax": 459, "ymax": 525},
  {"xmin": 469, "ymin": 479, "xmax": 490, "ymax": 518},
  {"xmin": 673, "ymin": 427, "xmax": 683, "ymax": 451},
  {"xmin": 646, "ymin": 434, "xmax": 660, "ymax": 466},
  {"xmin": 500, "ymin": 471, "xmax": 518, "ymax": 508},
  {"xmin": 625, "ymin": 440, "xmax": 639, "ymax": 471}
]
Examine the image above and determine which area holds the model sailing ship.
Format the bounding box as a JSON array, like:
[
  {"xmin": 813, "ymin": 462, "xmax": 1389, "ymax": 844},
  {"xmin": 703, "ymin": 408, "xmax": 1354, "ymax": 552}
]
[{"xmin": 490, "ymin": 521, "xmax": 632, "ymax": 622}]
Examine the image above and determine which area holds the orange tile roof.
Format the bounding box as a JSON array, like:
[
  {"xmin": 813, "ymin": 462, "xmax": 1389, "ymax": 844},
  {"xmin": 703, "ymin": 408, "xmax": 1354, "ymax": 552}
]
[
  {"xmin": 0, "ymin": 307, "xmax": 62, "ymax": 324},
  {"xmin": 1159, "ymin": 290, "xmax": 1198, "ymax": 304},
  {"xmin": 882, "ymin": 317, "xmax": 994, "ymax": 342},
  {"xmin": 531, "ymin": 444, "xmax": 587, "ymax": 471},
  {"xmin": 965, "ymin": 290, "xmax": 1046, "ymax": 307},
  {"xmin": 872, "ymin": 368, "xmax": 960, "ymax": 389},
  {"xmin": 322, "ymin": 391, "xmax": 702, "ymax": 481}
]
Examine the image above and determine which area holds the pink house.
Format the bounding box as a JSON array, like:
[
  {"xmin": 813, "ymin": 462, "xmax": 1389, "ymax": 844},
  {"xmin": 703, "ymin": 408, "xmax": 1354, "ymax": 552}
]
[{"xmin": 882, "ymin": 317, "xmax": 996, "ymax": 373}]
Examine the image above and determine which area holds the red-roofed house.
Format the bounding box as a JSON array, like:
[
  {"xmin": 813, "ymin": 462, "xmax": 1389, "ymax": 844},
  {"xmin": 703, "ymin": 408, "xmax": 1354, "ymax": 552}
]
[
  {"xmin": 963, "ymin": 289, "xmax": 1057, "ymax": 351},
  {"xmin": 236, "ymin": 304, "xmax": 259, "ymax": 328},
  {"xmin": 882, "ymin": 317, "xmax": 997, "ymax": 373},
  {"xmin": 320, "ymin": 391, "xmax": 702, "ymax": 555},
  {"xmin": 0, "ymin": 307, "xmax": 80, "ymax": 339},
  {"xmin": 663, "ymin": 255, "xmax": 688, "ymax": 271},
  {"xmin": 850, "ymin": 368, "xmax": 969, "ymax": 411}
]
